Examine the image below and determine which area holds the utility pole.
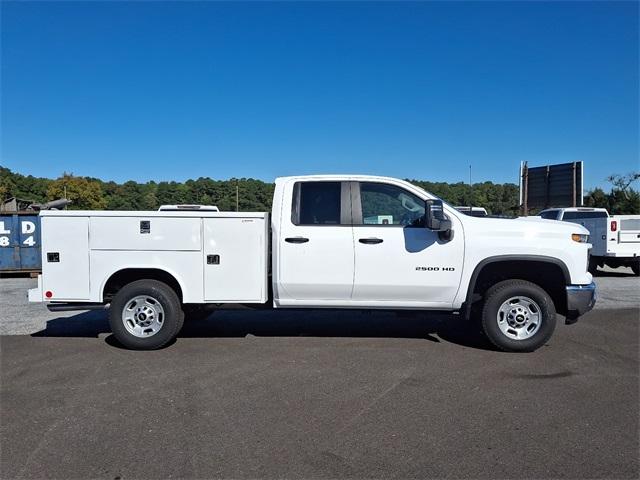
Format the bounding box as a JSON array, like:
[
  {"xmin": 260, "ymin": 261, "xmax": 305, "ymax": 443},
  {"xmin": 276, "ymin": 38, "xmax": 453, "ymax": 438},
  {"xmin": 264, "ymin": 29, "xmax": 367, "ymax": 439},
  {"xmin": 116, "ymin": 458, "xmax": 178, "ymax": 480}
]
[
  {"xmin": 522, "ymin": 163, "xmax": 529, "ymax": 216},
  {"xmin": 572, "ymin": 161, "xmax": 577, "ymax": 208},
  {"xmin": 236, "ymin": 183, "xmax": 239, "ymax": 212}
]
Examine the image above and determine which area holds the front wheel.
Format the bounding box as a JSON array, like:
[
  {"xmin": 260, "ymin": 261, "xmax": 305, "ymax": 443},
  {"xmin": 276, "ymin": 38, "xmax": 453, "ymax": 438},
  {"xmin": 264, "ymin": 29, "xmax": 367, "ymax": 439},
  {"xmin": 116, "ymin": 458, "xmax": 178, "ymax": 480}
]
[
  {"xmin": 109, "ymin": 279, "xmax": 184, "ymax": 350},
  {"xmin": 481, "ymin": 280, "xmax": 556, "ymax": 352}
]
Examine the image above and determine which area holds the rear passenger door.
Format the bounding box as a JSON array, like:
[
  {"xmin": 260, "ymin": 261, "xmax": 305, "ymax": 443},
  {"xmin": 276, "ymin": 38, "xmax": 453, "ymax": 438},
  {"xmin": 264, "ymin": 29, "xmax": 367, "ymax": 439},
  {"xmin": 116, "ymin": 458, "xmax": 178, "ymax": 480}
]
[{"xmin": 276, "ymin": 181, "xmax": 355, "ymax": 301}]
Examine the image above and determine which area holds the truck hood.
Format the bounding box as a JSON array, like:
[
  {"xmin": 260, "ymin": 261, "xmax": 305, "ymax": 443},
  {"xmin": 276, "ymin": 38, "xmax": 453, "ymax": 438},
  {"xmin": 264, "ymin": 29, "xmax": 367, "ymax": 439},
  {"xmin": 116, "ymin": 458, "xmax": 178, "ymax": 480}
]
[
  {"xmin": 514, "ymin": 216, "xmax": 589, "ymax": 234},
  {"xmin": 462, "ymin": 215, "xmax": 590, "ymax": 236}
]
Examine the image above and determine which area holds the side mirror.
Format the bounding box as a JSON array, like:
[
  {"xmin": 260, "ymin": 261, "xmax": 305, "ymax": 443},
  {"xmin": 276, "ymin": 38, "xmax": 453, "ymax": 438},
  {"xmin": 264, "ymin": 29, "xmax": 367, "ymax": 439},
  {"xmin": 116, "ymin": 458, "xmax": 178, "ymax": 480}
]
[{"xmin": 426, "ymin": 199, "xmax": 453, "ymax": 240}]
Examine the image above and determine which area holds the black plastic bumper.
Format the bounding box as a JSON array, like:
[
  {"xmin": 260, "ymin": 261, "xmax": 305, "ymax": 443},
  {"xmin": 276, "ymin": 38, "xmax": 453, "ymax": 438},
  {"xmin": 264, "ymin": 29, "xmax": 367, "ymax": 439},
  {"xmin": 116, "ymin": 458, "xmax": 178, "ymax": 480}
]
[{"xmin": 565, "ymin": 282, "xmax": 596, "ymax": 323}]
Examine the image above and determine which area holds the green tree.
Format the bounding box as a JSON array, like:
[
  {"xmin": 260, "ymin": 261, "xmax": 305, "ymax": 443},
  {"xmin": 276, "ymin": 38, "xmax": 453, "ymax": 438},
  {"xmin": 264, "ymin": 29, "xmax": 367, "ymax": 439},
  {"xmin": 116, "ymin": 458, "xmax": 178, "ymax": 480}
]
[
  {"xmin": 584, "ymin": 187, "xmax": 609, "ymax": 209},
  {"xmin": 584, "ymin": 172, "xmax": 640, "ymax": 215},
  {"xmin": 2, "ymin": 164, "xmax": 635, "ymax": 215},
  {"xmin": 607, "ymin": 172, "xmax": 640, "ymax": 198},
  {"xmin": 46, "ymin": 173, "xmax": 107, "ymax": 210}
]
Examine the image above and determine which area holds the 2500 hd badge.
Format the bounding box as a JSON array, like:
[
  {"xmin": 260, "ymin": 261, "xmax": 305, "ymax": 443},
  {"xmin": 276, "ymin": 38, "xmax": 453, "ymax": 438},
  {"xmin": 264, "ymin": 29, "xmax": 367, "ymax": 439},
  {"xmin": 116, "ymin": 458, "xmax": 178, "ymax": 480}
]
[{"xmin": 416, "ymin": 266, "xmax": 455, "ymax": 271}]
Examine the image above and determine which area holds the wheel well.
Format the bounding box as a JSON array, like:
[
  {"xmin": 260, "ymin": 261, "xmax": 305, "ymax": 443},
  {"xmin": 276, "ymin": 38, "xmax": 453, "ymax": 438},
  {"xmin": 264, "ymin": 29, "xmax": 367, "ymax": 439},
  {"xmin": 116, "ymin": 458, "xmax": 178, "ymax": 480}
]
[
  {"xmin": 469, "ymin": 260, "xmax": 568, "ymax": 315},
  {"xmin": 103, "ymin": 269, "xmax": 183, "ymax": 302}
]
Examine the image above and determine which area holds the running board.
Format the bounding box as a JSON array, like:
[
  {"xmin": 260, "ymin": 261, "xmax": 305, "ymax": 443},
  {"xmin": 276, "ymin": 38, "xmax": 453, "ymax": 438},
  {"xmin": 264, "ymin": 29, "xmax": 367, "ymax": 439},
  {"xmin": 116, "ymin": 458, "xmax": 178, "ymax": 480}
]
[{"xmin": 47, "ymin": 303, "xmax": 109, "ymax": 312}]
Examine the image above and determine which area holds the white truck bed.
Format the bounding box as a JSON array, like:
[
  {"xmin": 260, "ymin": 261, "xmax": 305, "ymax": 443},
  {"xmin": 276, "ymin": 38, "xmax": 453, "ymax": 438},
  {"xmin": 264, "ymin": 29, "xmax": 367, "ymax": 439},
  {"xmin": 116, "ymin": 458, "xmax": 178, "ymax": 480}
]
[
  {"xmin": 570, "ymin": 215, "xmax": 640, "ymax": 259},
  {"xmin": 34, "ymin": 210, "xmax": 269, "ymax": 304},
  {"xmin": 614, "ymin": 216, "xmax": 640, "ymax": 256}
]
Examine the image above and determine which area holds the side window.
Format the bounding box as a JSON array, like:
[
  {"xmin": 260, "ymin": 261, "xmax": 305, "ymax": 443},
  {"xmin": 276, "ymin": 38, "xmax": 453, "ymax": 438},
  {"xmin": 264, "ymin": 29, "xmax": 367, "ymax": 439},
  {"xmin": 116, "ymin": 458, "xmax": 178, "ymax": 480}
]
[
  {"xmin": 358, "ymin": 182, "xmax": 425, "ymax": 227},
  {"xmin": 539, "ymin": 210, "xmax": 559, "ymax": 220},
  {"xmin": 292, "ymin": 182, "xmax": 342, "ymax": 225}
]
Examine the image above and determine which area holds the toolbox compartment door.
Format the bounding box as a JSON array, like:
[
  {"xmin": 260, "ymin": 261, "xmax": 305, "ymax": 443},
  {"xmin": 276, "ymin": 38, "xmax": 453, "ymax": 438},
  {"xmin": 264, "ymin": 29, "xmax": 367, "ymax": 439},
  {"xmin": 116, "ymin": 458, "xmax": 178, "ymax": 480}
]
[
  {"xmin": 89, "ymin": 217, "xmax": 201, "ymax": 251},
  {"xmin": 41, "ymin": 216, "xmax": 90, "ymax": 301},
  {"xmin": 618, "ymin": 231, "xmax": 640, "ymax": 244},
  {"xmin": 203, "ymin": 217, "xmax": 267, "ymax": 302}
]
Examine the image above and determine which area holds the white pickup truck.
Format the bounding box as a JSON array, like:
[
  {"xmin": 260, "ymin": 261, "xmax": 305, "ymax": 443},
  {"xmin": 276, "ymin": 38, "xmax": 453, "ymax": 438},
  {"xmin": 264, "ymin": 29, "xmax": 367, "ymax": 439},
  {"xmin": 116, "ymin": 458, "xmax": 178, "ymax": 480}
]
[
  {"xmin": 538, "ymin": 207, "xmax": 640, "ymax": 275},
  {"xmin": 29, "ymin": 175, "xmax": 595, "ymax": 352}
]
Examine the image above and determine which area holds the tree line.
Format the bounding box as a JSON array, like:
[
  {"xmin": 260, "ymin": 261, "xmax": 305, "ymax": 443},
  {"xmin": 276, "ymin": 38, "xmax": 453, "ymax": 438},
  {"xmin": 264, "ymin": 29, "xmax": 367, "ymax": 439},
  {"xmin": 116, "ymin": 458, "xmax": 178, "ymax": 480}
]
[{"xmin": 0, "ymin": 166, "xmax": 637, "ymax": 215}]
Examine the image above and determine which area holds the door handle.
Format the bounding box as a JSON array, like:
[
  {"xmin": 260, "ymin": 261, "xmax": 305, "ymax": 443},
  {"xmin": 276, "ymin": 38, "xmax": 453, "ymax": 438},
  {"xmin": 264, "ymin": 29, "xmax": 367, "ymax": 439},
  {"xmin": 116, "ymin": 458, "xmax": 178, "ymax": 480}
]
[
  {"xmin": 359, "ymin": 237, "xmax": 383, "ymax": 244},
  {"xmin": 285, "ymin": 237, "xmax": 309, "ymax": 244}
]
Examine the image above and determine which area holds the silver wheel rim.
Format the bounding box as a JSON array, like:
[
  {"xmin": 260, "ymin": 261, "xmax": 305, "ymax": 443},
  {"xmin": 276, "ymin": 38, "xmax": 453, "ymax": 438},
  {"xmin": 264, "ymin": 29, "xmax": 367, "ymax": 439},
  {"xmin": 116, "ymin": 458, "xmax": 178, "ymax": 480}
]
[
  {"xmin": 496, "ymin": 296, "xmax": 542, "ymax": 340},
  {"xmin": 122, "ymin": 295, "xmax": 165, "ymax": 338}
]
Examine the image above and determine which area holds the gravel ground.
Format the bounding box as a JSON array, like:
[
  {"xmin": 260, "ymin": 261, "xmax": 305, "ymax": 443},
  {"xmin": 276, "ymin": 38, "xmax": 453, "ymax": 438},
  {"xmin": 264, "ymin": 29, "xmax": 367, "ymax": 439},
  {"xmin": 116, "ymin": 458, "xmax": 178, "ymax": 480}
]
[
  {"xmin": 589, "ymin": 265, "xmax": 640, "ymax": 309},
  {"xmin": 1, "ymin": 278, "xmax": 76, "ymax": 335},
  {"xmin": 1, "ymin": 266, "xmax": 638, "ymax": 335}
]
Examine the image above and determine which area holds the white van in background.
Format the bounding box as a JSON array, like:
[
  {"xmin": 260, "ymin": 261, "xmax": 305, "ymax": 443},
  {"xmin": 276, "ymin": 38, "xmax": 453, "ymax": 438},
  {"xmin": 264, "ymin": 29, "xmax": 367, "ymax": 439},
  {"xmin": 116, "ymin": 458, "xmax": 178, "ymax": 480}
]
[
  {"xmin": 538, "ymin": 207, "xmax": 640, "ymax": 275},
  {"xmin": 454, "ymin": 206, "xmax": 488, "ymax": 217}
]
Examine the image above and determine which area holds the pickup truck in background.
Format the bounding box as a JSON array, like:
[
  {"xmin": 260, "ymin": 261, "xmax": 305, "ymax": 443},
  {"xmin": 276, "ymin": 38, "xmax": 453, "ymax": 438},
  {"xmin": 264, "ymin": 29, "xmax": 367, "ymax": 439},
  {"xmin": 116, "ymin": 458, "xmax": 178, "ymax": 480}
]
[
  {"xmin": 538, "ymin": 207, "xmax": 640, "ymax": 275},
  {"xmin": 454, "ymin": 206, "xmax": 488, "ymax": 217},
  {"xmin": 29, "ymin": 175, "xmax": 596, "ymax": 352}
]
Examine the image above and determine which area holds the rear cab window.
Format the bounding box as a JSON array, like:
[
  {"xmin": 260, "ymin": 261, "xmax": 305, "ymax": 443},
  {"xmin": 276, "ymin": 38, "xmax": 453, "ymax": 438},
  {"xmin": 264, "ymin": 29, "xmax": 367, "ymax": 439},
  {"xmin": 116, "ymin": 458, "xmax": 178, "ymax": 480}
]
[
  {"xmin": 561, "ymin": 211, "xmax": 608, "ymax": 220},
  {"xmin": 291, "ymin": 181, "xmax": 347, "ymax": 225}
]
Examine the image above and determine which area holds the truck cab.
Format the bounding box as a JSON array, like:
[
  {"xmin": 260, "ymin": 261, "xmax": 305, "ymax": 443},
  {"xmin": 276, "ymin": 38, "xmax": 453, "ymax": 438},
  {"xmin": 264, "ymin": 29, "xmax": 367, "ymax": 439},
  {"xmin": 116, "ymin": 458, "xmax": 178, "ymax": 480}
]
[
  {"xmin": 272, "ymin": 177, "xmax": 465, "ymax": 309},
  {"xmin": 30, "ymin": 175, "xmax": 596, "ymax": 352}
]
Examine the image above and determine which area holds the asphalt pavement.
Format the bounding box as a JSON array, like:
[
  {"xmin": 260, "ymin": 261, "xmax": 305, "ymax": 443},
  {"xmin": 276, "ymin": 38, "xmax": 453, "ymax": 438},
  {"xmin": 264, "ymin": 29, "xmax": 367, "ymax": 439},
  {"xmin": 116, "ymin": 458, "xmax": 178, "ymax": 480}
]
[{"xmin": 1, "ymin": 304, "xmax": 639, "ymax": 478}]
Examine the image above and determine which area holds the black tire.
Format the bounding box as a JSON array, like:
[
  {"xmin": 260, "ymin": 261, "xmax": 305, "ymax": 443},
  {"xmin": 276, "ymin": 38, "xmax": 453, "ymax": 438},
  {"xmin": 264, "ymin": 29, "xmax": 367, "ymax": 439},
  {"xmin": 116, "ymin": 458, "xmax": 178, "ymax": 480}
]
[
  {"xmin": 631, "ymin": 263, "xmax": 640, "ymax": 276},
  {"xmin": 481, "ymin": 279, "xmax": 556, "ymax": 352},
  {"xmin": 588, "ymin": 257, "xmax": 599, "ymax": 275},
  {"xmin": 109, "ymin": 279, "xmax": 184, "ymax": 350}
]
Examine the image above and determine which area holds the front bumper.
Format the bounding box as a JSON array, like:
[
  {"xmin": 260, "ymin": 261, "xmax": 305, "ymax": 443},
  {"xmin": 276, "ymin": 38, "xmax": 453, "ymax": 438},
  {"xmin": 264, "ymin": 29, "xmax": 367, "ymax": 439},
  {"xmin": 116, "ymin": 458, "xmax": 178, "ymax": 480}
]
[{"xmin": 565, "ymin": 282, "xmax": 596, "ymax": 322}]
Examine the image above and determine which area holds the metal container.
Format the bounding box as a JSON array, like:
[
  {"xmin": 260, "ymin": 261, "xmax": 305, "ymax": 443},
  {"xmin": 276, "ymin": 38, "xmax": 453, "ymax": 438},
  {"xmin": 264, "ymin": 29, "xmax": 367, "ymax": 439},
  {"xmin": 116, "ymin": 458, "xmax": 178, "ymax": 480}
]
[{"xmin": 0, "ymin": 214, "xmax": 42, "ymax": 273}]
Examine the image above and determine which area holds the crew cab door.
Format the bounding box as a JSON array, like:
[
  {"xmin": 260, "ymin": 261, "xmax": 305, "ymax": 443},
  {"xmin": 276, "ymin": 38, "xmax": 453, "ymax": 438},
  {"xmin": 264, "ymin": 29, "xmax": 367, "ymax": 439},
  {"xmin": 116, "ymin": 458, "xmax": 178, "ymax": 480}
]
[
  {"xmin": 276, "ymin": 180, "xmax": 354, "ymax": 301},
  {"xmin": 351, "ymin": 181, "xmax": 464, "ymax": 306}
]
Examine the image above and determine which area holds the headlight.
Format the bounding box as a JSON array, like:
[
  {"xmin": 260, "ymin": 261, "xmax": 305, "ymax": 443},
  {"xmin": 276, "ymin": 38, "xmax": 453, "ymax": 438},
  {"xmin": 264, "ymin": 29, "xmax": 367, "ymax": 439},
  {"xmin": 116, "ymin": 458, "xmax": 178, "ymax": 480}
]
[{"xmin": 571, "ymin": 233, "xmax": 589, "ymax": 243}]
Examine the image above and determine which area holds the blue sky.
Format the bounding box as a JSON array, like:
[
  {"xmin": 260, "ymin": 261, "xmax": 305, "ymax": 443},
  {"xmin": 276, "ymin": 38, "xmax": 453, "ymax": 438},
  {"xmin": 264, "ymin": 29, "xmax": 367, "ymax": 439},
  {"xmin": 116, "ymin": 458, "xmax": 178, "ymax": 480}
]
[{"xmin": 1, "ymin": 1, "xmax": 638, "ymax": 189}]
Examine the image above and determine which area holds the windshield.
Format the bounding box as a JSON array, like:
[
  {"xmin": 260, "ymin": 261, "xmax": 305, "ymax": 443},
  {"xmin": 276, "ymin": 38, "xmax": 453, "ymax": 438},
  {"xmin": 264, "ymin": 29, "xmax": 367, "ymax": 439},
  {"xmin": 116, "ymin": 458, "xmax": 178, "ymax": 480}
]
[
  {"xmin": 539, "ymin": 210, "xmax": 559, "ymax": 220},
  {"xmin": 410, "ymin": 183, "xmax": 458, "ymax": 213}
]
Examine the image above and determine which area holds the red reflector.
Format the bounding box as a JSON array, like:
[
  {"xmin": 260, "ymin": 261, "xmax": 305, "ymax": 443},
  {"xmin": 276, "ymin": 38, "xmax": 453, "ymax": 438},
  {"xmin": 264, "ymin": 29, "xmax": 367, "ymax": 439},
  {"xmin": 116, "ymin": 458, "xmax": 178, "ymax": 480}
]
[
  {"xmin": 45, "ymin": 291, "xmax": 53, "ymax": 298},
  {"xmin": 611, "ymin": 221, "xmax": 617, "ymax": 232}
]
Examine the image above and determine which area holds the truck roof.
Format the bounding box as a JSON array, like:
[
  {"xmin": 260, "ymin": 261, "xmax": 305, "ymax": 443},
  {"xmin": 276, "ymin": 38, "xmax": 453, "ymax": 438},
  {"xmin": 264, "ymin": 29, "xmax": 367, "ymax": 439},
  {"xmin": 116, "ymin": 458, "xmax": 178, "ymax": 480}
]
[
  {"xmin": 275, "ymin": 174, "xmax": 409, "ymax": 183},
  {"xmin": 540, "ymin": 207, "xmax": 609, "ymax": 213},
  {"xmin": 158, "ymin": 204, "xmax": 219, "ymax": 211}
]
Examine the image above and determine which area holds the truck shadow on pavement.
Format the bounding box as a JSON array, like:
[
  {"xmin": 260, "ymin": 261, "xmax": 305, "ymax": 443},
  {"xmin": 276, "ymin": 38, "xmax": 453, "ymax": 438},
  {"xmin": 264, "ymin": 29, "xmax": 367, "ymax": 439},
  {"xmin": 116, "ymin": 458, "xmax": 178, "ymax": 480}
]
[
  {"xmin": 592, "ymin": 267, "xmax": 637, "ymax": 277},
  {"xmin": 32, "ymin": 309, "xmax": 496, "ymax": 351}
]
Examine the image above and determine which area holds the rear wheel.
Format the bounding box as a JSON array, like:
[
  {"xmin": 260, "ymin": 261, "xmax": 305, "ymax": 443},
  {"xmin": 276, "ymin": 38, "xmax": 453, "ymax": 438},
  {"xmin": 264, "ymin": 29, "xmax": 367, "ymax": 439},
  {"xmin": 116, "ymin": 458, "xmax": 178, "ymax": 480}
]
[
  {"xmin": 109, "ymin": 279, "xmax": 184, "ymax": 350},
  {"xmin": 481, "ymin": 279, "xmax": 556, "ymax": 352},
  {"xmin": 631, "ymin": 263, "xmax": 640, "ymax": 276}
]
